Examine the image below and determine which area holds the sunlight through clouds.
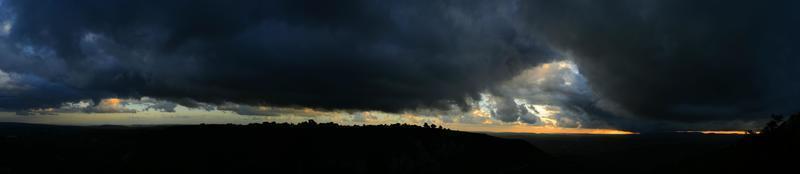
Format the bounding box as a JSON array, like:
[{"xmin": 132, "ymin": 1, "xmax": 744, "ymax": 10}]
[
  {"xmin": 477, "ymin": 59, "xmax": 605, "ymax": 129},
  {"xmin": 0, "ymin": 21, "xmax": 9, "ymax": 36},
  {"xmin": 1, "ymin": 60, "xmax": 636, "ymax": 134}
]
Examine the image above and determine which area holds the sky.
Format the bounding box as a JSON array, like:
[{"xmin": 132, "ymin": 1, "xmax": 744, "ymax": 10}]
[{"xmin": 1, "ymin": 0, "xmax": 799, "ymax": 133}]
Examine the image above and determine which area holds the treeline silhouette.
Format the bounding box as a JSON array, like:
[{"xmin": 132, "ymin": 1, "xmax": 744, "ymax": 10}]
[
  {"xmin": 230, "ymin": 119, "xmax": 447, "ymax": 130},
  {"xmin": 0, "ymin": 120, "xmax": 556, "ymax": 174}
]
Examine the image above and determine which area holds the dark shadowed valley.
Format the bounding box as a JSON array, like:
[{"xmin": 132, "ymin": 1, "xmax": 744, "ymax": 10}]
[
  {"xmin": 2, "ymin": 114, "xmax": 799, "ymax": 174},
  {"xmin": 493, "ymin": 133, "xmax": 742, "ymax": 173},
  {"xmin": 0, "ymin": 121, "xmax": 558, "ymax": 174}
]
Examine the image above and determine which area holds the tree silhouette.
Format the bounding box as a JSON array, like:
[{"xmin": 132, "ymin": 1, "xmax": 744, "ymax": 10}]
[{"xmin": 761, "ymin": 114, "xmax": 784, "ymax": 135}]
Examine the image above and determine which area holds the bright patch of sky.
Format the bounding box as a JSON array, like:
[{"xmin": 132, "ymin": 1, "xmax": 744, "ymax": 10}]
[
  {"xmin": 0, "ymin": 0, "xmax": 12, "ymax": 37},
  {"xmin": 0, "ymin": 69, "xmax": 11, "ymax": 89},
  {"xmin": 0, "ymin": 21, "xmax": 10, "ymax": 36},
  {"xmin": 0, "ymin": 68, "xmax": 23, "ymax": 91}
]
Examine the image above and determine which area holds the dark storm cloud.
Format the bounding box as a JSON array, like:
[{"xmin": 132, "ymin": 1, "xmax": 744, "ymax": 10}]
[
  {"xmin": 0, "ymin": 68, "xmax": 83, "ymax": 110},
  {"xmin": 520, "ymin": 0, "xmax": 800, "ymax": 124},
  {"xmin": 0, "ymin": 0, "xmax": 555, "ymax": 111},
  {"xmin": 2, "ymin": 0, "xmax": 800, "ymax": 131}
]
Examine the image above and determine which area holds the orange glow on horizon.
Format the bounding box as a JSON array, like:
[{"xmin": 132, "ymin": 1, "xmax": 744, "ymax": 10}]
[
  {"xmin": 447, "ymin": 123, "xmax": 637, "ymax": 135},
  {"xmin": 102, "ymin": 98, "xmax": 122, "ymax": 106},
  {"xmin": 678, "ymin": 130, "xmax": 750, "ymax": 135}
]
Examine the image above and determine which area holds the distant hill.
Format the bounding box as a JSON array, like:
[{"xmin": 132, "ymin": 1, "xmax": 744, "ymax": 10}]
[
  {"xmin": 671, "ymin": 113, "xmax": 800, "ymax": 174},
  {"xmin": 0, "ymin": 121, "xmax": 556, "ymax": 174}
]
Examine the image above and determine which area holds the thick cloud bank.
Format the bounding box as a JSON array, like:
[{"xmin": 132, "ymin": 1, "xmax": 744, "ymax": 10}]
[
  {"xmin": 521, "ymin": 0, "xmax": 800, "ymax": 124},
  {"xmin": 2, "ymin": 0, "xmax": 800, "ymax": 131},
  {"xmin": 0, "ymin": 0, "xmax": 554, "ymax": 112}
]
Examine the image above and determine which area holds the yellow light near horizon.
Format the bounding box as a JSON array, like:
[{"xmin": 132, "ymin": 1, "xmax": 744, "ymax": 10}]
[
  {"xmin": 447, "ymin": 123, "xmax": 637, "ymax": 135},
  {"xmin": 506, "ymin": 127, "xmax": 638, "ymax": 135},
  {"xmin": 471, "ymin": 109, "xmax": 490, "ymax": 117},
  {"xmin": 679, "ymin": 131, "xmax": 749, "ymax": 135},
  {"xmin": 103, "ymin": 98, "xmax": 122, "ymax": 106}
]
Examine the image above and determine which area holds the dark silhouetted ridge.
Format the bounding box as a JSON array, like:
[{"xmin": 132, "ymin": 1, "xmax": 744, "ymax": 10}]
[
  {"xmin": 670, "ymin": 113, "xmax": 800, "ymax": 174},
  {"xmin": 0, "ymin": 120, "xmax": 555, "ymax": 174}
]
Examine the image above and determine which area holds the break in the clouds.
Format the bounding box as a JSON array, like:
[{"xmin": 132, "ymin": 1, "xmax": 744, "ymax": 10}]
[
  {"xmin": 1, "ymin": 0, "xmax": 800, "ymax": 131},
  {"xmin": 520, "ymin": 0, "xmax": 800, "ymax": 127},
  {"xmin": 489, "ymin": 61, "xmax": 600, "ymax": 128}
]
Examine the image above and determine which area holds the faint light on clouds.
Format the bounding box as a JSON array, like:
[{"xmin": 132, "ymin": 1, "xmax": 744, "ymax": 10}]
[
  {"xmin": 0, "ymin": 20, "xmax": 10, "ymax": 36},
  {"xmin": 1, "ymin": 60, "xmax": 638, "ymax": 134}
]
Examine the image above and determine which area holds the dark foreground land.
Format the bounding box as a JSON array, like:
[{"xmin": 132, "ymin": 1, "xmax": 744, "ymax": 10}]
[
  {"xmin": 493, "ymin": 133, "xmax": 743, "ymax": 174},
  {"xmin": 496, "ymin": 113, "xmax": 800, "ymax": 174},
  {"xmin": 1, "ymin": 115, "xmax": 799, "ymax": 174},
  {"xmin": 0, "ymin": 121, "xmax": 556, "ymax": 174}
]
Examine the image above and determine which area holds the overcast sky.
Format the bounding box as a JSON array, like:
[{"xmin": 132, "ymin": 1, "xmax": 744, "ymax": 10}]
[{"xmin": 1, "ymin": 0, "xmax": 798, "ymax": 132}]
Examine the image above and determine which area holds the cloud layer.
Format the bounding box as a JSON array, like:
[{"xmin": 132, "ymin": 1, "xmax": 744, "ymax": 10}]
[
  {"xmin": 0, "ymin": 0, "xmax": 554, "ymax": 112},
  {"xmin": 2, "ymin": 0, "xmax": 800, "ymax": 131},
  {"xmin": 521, "ymin": 0, "xmax": 800, "ymax": 125}
]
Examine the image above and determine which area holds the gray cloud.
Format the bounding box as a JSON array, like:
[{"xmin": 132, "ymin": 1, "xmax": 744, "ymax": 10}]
[
  {"xmin": 0, "ymin": 0, "xmax": 555, "ymax": 113},
  {"xmin": 1, "ymin": 0, "xmax": 799, "ymax": 131},
  {"xmin": 14, "ymin": 99, "xmax": 135, "ymax": 115},
  {"xmin": 489, "ymin": 60, "xmax": 600, "ymax": 127},
  {"xmin": 517, "ymin": 0, "xmax": 800, "ymax": 129}
]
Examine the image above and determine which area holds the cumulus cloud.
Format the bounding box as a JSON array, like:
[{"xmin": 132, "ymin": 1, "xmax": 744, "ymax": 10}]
[
  {"xmin": 140, "ymin": 98, "xmax": 179, "ymax": 112},
  {"xmin": 0, "ymin": 69, "xmax": 18, "ymax": 90},
  {"xmin": 475, "ymin": 60, "xmax": 615, "ymax": 129},
  {"xmin": 15, "ymin": 98, "xmax": 137, "ymax": 115}
]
